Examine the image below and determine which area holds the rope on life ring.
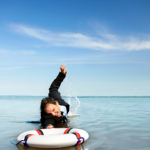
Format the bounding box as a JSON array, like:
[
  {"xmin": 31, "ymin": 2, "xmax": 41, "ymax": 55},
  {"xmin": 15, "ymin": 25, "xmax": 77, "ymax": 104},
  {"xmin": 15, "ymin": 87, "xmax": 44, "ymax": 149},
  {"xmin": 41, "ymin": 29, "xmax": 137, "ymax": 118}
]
[
  {"xmin": 10, "ymin": 129, "xmax": 44, "ymax": 147},
  {"xmin": 64, "ymin": 128, "xmax": 85, "ymax": 146},
  {"xmin": 11, "ymin": 128, "xmax": 89, "ymax": 148}
]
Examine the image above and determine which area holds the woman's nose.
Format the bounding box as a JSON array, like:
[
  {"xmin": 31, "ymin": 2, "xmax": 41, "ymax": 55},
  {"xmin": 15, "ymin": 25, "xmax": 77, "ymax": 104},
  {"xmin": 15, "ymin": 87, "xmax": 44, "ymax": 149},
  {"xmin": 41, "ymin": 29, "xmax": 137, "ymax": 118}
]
[{"xmin": 51, "ymin": 112, "xmax": 55, "ymax": 116}]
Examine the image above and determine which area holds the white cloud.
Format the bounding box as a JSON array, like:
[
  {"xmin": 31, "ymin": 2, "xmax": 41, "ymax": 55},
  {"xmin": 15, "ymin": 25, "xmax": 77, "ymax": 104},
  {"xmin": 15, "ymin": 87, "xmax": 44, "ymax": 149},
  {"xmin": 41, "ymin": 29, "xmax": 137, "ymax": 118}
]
[
  {"xmin": 125, "ymin": 40, "xmax": 150, "ymax": 51},
  {"xmin": 10, "ymin": 24, "xmax": 150, "ymax": 51},
  {"xmin": 0, "ymin": 67, "xmax": 24, "ymax": 71},
  {"xmin": 0, "ymin": 49, "xmax": 37, "ymax": 55}
]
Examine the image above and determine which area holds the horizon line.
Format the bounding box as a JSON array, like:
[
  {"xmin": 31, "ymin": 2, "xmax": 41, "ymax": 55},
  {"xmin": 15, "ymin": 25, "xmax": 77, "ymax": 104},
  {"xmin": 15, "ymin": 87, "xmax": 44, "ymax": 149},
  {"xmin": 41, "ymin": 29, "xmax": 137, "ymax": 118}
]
[{"xmin": 0, "ymin": 95, "xmax": 150, "ymax": 98}]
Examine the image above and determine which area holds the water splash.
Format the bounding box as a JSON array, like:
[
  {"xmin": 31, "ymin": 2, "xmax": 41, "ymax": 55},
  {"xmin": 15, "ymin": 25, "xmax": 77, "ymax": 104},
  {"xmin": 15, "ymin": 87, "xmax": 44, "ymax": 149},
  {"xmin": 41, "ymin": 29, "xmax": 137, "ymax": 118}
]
[{"xmin": 66, "ymin": 75, "xmax": 80, "ymax": 117}]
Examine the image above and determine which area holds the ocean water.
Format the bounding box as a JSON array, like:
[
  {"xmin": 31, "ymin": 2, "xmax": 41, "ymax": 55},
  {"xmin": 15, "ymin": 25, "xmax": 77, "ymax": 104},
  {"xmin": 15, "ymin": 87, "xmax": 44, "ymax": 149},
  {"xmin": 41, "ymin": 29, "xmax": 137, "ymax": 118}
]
[{"xmin": 0, "ymin": 96, "xmax": 150, "ymax": 150}]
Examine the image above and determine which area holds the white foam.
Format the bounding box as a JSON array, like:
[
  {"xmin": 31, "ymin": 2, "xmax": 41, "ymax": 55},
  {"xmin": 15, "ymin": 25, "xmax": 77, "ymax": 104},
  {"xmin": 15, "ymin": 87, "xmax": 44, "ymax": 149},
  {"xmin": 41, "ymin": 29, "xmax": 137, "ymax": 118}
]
[{"xmin": 66, "ymin": 75, "xmax": 80, "ymax": 117}]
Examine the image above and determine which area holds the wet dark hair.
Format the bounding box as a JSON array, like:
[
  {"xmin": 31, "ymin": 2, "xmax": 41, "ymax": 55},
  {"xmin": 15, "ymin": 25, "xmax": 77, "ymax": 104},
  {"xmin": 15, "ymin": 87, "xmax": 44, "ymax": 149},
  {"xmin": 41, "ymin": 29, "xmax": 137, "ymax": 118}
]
[{"xmin": 40, "ymin": 97, "xmax": 56, "ymax": 113}]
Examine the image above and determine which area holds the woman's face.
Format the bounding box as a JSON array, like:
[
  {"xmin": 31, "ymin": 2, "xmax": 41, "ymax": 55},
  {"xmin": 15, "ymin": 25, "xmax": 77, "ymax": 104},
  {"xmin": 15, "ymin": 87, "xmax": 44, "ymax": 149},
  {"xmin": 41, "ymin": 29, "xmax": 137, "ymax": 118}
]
[{"xmin": 45, "ymin": 102, "xmax": 61, "ymax": 117}]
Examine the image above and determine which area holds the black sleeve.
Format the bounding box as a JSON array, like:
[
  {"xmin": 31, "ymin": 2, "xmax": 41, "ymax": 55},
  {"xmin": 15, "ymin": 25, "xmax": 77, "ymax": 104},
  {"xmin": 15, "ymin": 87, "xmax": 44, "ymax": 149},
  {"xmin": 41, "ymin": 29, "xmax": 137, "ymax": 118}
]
[
  {"xmin": 40, "ymin": 113, "xmax": 56, "ymax": 128},
  {"xmin": 41, "ymin": 113, "xmax": 64, "ymax": 128},
  {"xmin": 49, "ymin": 72, "xmax": 66, "ymax": 93}
]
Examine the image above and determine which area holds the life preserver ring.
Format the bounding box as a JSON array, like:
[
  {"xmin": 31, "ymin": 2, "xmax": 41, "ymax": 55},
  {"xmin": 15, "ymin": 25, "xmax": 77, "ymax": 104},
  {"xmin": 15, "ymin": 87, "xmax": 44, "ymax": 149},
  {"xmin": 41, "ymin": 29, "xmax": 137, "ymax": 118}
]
[{"xmin": 17, "ymin": 128, "xmax": 89, "ymax": 148}]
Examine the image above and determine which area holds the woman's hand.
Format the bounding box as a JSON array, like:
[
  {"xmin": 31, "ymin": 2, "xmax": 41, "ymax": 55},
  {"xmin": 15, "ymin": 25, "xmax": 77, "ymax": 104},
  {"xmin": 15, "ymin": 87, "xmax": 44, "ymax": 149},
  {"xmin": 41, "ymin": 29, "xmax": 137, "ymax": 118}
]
[
  {"xmin": 46, "ymin": 125, "xmax": 54, "ymax": 129},
  {"xmin": 60, "ymin": 65, "xmax": 67, "ymax": 75}
]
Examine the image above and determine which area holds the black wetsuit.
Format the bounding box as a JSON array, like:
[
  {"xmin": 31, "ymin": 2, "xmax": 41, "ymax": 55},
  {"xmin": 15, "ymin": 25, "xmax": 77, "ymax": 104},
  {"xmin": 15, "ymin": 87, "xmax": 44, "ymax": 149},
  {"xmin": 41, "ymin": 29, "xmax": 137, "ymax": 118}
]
[{"xmin": 40, "ymin": 72, "xmax": 69, "ymax": 128}]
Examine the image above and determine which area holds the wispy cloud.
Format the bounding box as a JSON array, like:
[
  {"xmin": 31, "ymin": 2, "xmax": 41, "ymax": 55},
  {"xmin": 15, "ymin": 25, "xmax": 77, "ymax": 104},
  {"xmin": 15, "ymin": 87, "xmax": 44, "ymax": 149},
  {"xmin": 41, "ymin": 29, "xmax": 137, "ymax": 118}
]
[
  {"xmin": 0, "ymin": 49, "xmax": 37, "ymax": 55},
  {"xmin": 0, "ymin": 67, "xmax": 24, "ymax": 71},
  {"xmin": 10, "ymin": 24, "xmax": 150, "ymax": 51}
]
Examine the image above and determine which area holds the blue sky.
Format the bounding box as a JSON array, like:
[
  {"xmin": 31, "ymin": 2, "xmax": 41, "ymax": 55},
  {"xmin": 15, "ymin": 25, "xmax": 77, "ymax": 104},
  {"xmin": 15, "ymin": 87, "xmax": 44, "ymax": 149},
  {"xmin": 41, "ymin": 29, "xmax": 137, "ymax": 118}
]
[{"xmin": 0, "ymin": 0, "xmax": 150, "ymax": 96}]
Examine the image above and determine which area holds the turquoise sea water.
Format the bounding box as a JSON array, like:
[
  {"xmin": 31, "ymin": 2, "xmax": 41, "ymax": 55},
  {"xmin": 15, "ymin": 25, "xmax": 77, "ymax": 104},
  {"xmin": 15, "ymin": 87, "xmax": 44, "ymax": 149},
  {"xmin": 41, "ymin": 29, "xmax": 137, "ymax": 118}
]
[{"xmin": 0, "ymin": 96, "xmax": 150, "ymax": 150}]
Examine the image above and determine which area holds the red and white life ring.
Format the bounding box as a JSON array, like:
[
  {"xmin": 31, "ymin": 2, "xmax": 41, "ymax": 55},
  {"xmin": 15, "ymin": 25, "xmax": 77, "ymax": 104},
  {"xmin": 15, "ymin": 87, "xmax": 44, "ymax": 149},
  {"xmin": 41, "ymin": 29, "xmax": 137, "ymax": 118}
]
[{"xmin": 17, "ymin": 128, "xmax": 89, "ymax": 148}]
